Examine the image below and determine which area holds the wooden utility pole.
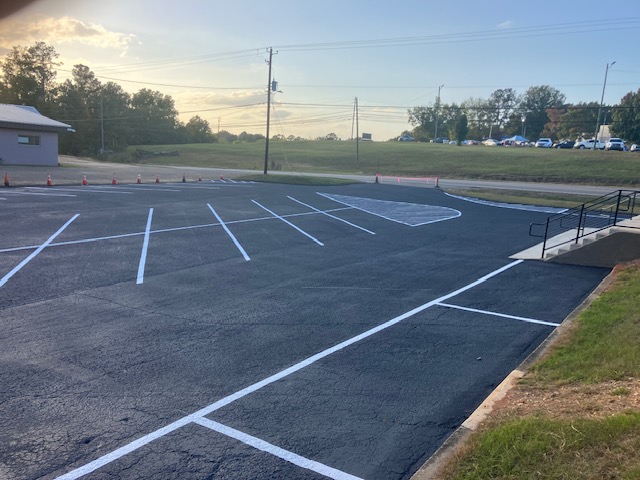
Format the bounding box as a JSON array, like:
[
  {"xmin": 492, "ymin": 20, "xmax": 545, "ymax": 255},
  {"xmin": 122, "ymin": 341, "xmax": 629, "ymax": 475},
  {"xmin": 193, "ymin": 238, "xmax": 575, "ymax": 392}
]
[
  {"xmin": 355, "ymin": 97, "xmax": 359, "ymax": 168},
  {"xmin": 263, "ymin": 47, "xmax": 273, "ymax": 174}
]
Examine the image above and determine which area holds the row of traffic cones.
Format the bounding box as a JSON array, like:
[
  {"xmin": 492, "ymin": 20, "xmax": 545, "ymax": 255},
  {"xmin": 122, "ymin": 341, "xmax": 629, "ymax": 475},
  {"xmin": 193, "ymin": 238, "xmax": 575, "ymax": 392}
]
[{"xmin": 2, "ymin": 172, "xmax": 210, "ymax": 187}]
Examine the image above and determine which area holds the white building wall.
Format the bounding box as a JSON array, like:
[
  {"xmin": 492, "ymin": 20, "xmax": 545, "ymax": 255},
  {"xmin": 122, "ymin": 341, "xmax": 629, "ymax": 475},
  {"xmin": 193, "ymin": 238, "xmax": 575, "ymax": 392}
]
[{"xmin": 0, "ymin": 127, "xmax": 59, "ymax": 166}]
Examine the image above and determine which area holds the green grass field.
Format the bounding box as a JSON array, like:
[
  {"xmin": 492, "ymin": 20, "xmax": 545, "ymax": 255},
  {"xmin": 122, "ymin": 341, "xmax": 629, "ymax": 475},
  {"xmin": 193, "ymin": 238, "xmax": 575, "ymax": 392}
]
[{"xmin": 108, "ymin": 141, "xmax": 640, "ymax": 186}]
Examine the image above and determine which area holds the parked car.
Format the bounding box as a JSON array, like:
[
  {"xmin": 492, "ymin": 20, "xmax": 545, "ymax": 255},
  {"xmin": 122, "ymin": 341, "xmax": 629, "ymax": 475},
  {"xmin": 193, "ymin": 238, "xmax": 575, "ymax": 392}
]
[
  {"xmin": 434, "ymin": 137, "xmax": 450, "ymax": 143},
  {"xmin": 630, "ymin": 144, "xmax": 640, "ymax": 152},
  {"xmin": 605, "ymin": 138, "xmax": 625, "ymax": 151},
  {"xmin": 573, "ymin": 139, "xmax": 605, "ymax": 150},
  {"xmin": 554, "ymin": 140, "xmax": 575, "ymax": 149},
  {"xmin": 535, "ymin": 138, "xmax": 553, "ymax": 148},
  {"xmin": 397, "ymin": 135, "xmax": 414, "ymax": 142},
  {"xmin": 482, "ymin": 138, "xmax": 500, "ymax": 146},
  {"xmin": 462, "ymin": 139, "xmax": 479, "ymax": 145}
]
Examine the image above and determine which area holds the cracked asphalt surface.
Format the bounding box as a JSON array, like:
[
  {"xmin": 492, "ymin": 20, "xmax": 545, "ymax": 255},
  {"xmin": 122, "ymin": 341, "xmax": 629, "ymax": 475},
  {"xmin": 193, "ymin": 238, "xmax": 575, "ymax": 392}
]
[{"xmin": 0, "ymin": 181, "xmax": 608, "ymax": 479}]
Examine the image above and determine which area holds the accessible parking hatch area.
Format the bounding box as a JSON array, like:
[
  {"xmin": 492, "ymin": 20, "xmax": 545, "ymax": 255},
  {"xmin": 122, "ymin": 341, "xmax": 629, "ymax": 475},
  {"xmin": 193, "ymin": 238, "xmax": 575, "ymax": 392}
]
[{"xmin": 0, "ymin": 182, "xmax": 609, "ymax": 480}]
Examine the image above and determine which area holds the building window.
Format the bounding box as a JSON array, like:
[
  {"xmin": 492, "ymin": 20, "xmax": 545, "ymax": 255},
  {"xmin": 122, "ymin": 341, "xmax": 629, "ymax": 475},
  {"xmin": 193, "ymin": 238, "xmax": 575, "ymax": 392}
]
[{"xmin": 18, "ymin": 135, "xmax": 40, "ymax": 146}]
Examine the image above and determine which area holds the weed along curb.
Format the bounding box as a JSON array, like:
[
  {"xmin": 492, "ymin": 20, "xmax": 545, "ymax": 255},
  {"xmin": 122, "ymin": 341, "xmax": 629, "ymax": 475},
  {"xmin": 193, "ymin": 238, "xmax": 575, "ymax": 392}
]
[{"xmin": 411, "ymin": 267, "xmax": 618, "ymax": 480}]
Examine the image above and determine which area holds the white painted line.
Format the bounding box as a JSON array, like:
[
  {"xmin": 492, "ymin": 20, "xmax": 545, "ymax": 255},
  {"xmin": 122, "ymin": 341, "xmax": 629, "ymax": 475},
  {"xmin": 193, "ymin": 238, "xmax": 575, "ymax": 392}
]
[
  {"xmin": 87, "ymin": 185, "xmax": 182, "ymax": 192},
  {"xmin": 317, "ymin": 192, "xmax": 461, "ymax": 227},
  {"xmin": 136, "ymin": 208, "xmax": 154, "ymax": 285},
  {"xmin": 193, "ymin": 418, "xmax": 363, "ymax": 480},
  {"xmin": 0, "ymin": 209, "xmax": 353, "ymax": 255},
  {"xmin": 55, "ymin": 260, "xmax": 523, "ymax": 477},
  {"xmin": 252, "ymin": 199, "xmax": 324, "ymax": 246},
  {"xmin": 162, "ymin": 185, "xmax": 220, "ymax": 190},
  {"xmin": 287, "ymin": 196, "xmax": 375, "ymax": 235},
  {"xmin": 54, "ymin": 260, "xmax": 523, "ymax": 480},
  {"xmin": 442, "ymin": 192, "xmax": 568, "ymax": 214},
  {"xmin": 2, "ymin": 190, "xmax": 77, "ymax": 197},
  {"xmin": 436, "ymin": 302, "xmax": 561, "ymax": 327},
  {"xmin": 0, "ymin": 214, "xmax": 79, "ymax": 288},
  {"xmin": 207, "ymin": 203, "xmax": 251, "ymax": 261},
  {"xmin": 27, "ymin": 187, "xmax": 133, "ymax": 195},
  {"xmin": 55, "ymin": 419, "xmax": 191, "ymax": 480}
]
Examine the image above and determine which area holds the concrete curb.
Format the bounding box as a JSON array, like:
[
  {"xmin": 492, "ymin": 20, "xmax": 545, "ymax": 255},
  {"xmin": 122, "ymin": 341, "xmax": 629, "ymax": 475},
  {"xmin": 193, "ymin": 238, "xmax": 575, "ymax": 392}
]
[{"xmin": 411, "ymin": 265, "xmax": 617, "ymax": 480}]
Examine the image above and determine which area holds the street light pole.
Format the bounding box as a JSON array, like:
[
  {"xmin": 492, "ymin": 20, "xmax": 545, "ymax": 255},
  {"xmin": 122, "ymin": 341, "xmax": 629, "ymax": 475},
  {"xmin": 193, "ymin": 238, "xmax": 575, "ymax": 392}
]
[
  {"xmin": 434, "ymin": 84, "xmax": 444, "ymax": 140},
  {"xmin": 593, "ymin": 61, "xmax": 615, "ymax": 149}
]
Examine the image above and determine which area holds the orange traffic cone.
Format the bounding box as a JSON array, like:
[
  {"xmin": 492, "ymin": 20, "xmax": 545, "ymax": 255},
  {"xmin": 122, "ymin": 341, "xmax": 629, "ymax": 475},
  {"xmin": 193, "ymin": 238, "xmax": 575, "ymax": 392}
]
[
  {"xmin": 220, "ymin": 175, "xmax": 224, "ymax": 180},
  {"xmin": 4, "ymin": 173, "xmax": 9, "ymax": 187},
  {"xmin": 155, "ymin": 175, "xmax": 160, "ymax": 183},
  {"xmin": 137, "ymin": 174, "xmax": 142, "ymax": 184},
  {"xmin": 47, "ymin": 174, "xmax": 53, "ymax": 186},
  {"xmin": 82, "ymin": 175, "xmax": 88, "ymax": 186},
  {"xmin": 112, "ymin": 174, "xmax": 117, "ymax": 185}
]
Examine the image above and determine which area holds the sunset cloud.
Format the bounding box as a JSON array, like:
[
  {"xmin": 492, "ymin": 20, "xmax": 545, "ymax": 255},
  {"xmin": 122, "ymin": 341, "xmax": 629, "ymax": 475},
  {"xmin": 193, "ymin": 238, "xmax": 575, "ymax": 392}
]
[{"xmin": 0, "ymin": 15, "xmax": 136, "ymax": 52}]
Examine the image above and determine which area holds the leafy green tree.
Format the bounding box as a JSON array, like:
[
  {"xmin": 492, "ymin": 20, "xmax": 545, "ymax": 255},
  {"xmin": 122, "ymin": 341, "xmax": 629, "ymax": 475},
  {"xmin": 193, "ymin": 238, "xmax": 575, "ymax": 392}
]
[
  {"xmin": 542, "ymin": 102, "xmax": 599, "ymax": 140},
  {"xmin": 611, "ymin": 89, "xmax": 640, "ymax": 143},
  {"xmin": 55, "ymin": 64, "xmax": 103, "ymax": 155},
  {"xmin": 129, "ymin": 88, "xmax": 180, "ymax": 145},
  {"xmin": 520, "ymin": 85, "xmax": 566, "ymax": 140},
  {"xmin": 0, "ymin": 41, "xmax": 60, "ymax": 110},
  {"xmin": 486, "ymin": 88, "xmax": 519, "ymax": 138},
  {"xmin": 185, "ymin": 115, "xmax": 215, "ymax": 143},
  {"xmin": 408, "ymin": 105, "xmax": 437, "ymax": 139},
  {"xmin": 453, "ymin": 113, "xmax": 468, "ymax": 144}
]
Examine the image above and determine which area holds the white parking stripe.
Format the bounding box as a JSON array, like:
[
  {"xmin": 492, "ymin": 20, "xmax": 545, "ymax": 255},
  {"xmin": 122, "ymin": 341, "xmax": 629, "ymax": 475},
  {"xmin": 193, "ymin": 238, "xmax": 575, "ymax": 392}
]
[
  {"xmin": 0, "ymin": 208, "xmax": 353, "ymax": 255},
  {"xmin": 252, "ymin": 199, "xmax": 324, "ymax": 246},
  {"xmin": 436, "ymin": 302, "xmax": 561, "ymax": 327},
  {"xmin": 87, "ymin": 185, "xmax": 182, "ymax": 192},
  {"xmin": 287, "ymin": 196, "xmax": 375, "ymax": 235},
  {"xmin": 136, "ymin": 209, "xmax": 154, "ymax": 285},
  {"xmin": 0, "ymin": 214, "xmax": 79, "ymax": 288},
  {"xmin": 54, "ymin": 260, "xmax": 523, "ymax": 480},
  {"xmin": 207, "ymin": 203, "xmax": 251, "ymax": 261},
  {"xmin": 3, "ymin": 190, "xmax": 77, "ymax": 197},
  {"xmin": 193, "ymin": 418, "xmax": 363, "ymax": 480},
  {"xmin": 27, "ymin": 187, "xmax": 133, "ymax": 195}
]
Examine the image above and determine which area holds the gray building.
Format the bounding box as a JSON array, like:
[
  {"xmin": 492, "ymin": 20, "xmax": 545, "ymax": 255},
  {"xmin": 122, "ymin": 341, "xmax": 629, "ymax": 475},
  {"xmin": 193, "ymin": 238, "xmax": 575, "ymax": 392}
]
[{"xmin": 0, "ymin": 104, "xmax": 72, "ymax": 166}]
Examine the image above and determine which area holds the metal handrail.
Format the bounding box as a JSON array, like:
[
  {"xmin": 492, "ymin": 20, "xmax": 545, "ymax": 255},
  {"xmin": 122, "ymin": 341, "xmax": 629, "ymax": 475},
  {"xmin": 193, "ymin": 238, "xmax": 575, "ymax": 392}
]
[{"xmin": 529, "ymin": 190, "xmax": 640, "ymax": 259}]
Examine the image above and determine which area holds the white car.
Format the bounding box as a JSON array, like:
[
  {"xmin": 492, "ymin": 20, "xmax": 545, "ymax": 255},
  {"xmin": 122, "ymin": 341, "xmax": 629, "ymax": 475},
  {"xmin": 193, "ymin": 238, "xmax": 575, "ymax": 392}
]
[
  {"xmin": 605, "ymin": 138, "xmax": 625, "ymax": 151},
  {"xmin": 535, "ymin": 138, "xmax": 553, "ymax": 148},
  {"xmin": 574, "ymin": 139, "xmax": 605, "ymax": 150},
  {"xmin": 482, "ymin": 138, "xmax": 500, "ymax": 146},
  {"xmin": 630, "ymin": 144, "xmax": 640, "ymax": 152}
]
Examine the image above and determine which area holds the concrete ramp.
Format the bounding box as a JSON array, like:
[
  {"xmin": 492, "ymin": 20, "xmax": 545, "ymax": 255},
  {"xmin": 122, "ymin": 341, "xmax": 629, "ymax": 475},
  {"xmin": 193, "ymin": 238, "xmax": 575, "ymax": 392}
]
[{"xmin": 512, "ymin": 215, "xmax": 640, "ymax": 267}]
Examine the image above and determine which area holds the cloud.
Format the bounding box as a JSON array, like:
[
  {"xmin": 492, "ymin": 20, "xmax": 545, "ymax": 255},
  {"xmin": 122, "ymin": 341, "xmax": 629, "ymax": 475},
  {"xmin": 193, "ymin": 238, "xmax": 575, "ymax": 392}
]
[
  {"xmin": 497, "ymin": 20, "xmax": 514, "ymax": 30},
  {"xmin": 0, "ymin": 15, "xmax": 135, "ymax": 52}
]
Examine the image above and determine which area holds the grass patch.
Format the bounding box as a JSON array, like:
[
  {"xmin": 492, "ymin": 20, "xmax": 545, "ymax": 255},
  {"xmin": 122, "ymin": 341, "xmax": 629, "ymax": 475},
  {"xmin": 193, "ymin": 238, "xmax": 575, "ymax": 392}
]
[
  {"xmin": 445, "ymin": 188, "xmax": 598, "ymax": 209},
  {"xmin": 447, "ymin": 413, "xmax": 640, "ymax": 479},
  {"xmin": 530, "ymin": 264, "xmax": 640, "ymax": 384},
  {"xmin": 101, "ymin": 141, "xmax": 640, "ymax": 186},
  {"xmin": 236, "ymin": 174, "xmax": 360, "ymax": 186}
]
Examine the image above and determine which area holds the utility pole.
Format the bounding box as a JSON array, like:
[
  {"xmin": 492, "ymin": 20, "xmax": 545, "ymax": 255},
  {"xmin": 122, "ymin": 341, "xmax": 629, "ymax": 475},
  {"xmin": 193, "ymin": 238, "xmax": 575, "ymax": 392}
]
[
  {"xmin": 434, "ymin": 84, "xmax": 444, "ymax": 140},
  {"xmin": 263, "ymin": 47, "xmax": 274, "ymax": 174},
  {"xmin": 100, "ymin": 98, "xmax": 105, "ymax": 154},
  {"xmin": 593, "ymin": 61, "xmax": 615, "ymax": 149},
  {"xmin": 355, "ymin": 97, "xmax": 359, "ymax": 168}
]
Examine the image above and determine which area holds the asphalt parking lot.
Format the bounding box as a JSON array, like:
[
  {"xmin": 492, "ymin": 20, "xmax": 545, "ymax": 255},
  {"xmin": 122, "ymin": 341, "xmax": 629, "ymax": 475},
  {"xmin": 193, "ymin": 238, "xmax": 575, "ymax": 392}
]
[{"xmin": 0, "ymin": 181, "xmax": 609, "ymax": 479}]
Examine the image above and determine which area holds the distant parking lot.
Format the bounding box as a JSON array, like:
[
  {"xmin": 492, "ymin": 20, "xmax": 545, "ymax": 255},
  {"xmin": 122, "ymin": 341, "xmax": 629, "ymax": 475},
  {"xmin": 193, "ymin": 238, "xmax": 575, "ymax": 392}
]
[{"xmin": 0, "ymin": 181, "xmax": 609, "ymax": 479}]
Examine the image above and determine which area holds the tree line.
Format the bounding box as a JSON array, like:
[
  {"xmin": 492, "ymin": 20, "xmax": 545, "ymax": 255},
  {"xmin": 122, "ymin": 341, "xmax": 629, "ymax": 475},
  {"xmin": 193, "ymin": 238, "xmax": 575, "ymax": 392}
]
[
  {"xmin": 2, "ymin": 42, "xmax": 639, "ymax": 154},
  {"xmin": 406, "ymin": 85, "xmax": 640, "ymax": 144},
  {"xmin": 0, "ymin": 42, "xmax": 265, "ymax": 156}
]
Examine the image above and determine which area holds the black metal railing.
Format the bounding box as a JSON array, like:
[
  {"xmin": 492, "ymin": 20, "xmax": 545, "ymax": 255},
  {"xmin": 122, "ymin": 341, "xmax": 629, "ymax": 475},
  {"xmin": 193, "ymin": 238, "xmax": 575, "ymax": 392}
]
[{"xmin": 529, "ymin": 190, "xmax": 640, "ymax": 259}]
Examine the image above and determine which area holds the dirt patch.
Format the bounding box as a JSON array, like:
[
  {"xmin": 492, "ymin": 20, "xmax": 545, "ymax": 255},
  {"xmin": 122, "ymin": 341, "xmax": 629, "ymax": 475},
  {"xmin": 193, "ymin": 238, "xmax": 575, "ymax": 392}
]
[{"xmin": 493, "ymin": 378, "xmax": 640, "ymax": 421}]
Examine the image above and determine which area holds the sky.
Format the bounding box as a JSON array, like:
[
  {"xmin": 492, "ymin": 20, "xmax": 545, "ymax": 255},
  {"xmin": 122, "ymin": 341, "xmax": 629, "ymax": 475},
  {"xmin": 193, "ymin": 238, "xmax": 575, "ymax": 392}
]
[{"xmin": 0, "ymin": 0, "xmax": 639, "ymax": 141}]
